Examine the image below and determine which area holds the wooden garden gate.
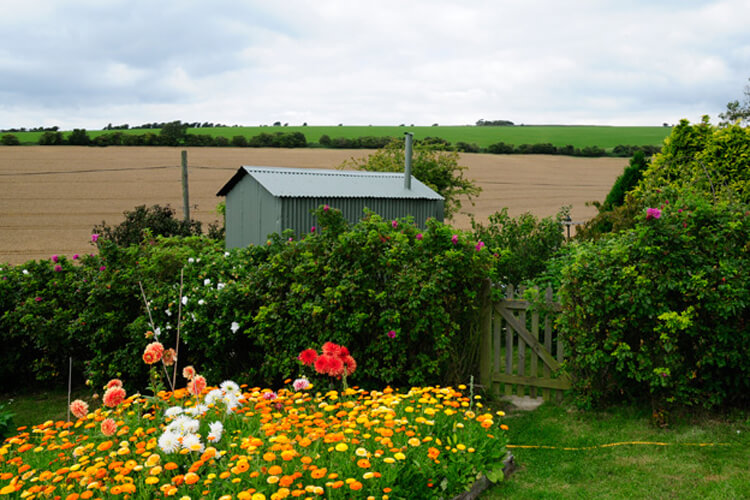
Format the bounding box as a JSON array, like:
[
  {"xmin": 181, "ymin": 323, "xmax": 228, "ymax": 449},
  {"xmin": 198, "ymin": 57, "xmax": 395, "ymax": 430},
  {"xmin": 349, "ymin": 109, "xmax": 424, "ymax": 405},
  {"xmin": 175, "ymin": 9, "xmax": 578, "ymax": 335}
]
[{"xmin": 479, "ymin": 283, "xmax": 570, "ymax": 401}]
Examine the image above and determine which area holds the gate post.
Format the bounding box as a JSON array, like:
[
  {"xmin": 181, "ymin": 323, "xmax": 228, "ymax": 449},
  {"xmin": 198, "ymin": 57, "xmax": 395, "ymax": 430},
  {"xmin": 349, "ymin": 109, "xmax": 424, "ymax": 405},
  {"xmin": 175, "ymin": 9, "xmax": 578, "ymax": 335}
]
[{"xmin": 478, "ymin": 279, "xmax": 492, "ymax": 392}]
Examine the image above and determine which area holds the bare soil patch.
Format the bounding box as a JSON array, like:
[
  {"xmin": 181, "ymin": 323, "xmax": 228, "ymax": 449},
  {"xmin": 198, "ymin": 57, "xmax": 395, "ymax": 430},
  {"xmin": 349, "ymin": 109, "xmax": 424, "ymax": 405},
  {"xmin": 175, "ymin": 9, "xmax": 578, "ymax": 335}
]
[{"xmin": 0, "ymin": 146, "xmax": 627, "ymax": 264}]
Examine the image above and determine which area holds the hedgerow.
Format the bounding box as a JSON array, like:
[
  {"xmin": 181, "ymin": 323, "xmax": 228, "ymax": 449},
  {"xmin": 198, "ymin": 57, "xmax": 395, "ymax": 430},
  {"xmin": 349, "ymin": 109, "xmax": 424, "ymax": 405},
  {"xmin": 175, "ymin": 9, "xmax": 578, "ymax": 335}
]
[{"xmin": 0, "ymin": 208, "xmax": 494, "ymax": 393}]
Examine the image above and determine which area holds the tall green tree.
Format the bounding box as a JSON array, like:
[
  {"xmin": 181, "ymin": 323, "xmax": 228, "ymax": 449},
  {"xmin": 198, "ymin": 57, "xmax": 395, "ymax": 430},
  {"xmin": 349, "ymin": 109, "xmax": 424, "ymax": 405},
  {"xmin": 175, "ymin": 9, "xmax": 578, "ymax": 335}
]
[
  {"xmin": 340, "ymin": 139, "xmax": 481, "ymax": 219},
  {"xmin": 159, "ymin": 120, "xmax": 189, "ymax": 146},
  {"xmin": 719, "ymin": 77, "xmax": 750, "ymax": 125}
]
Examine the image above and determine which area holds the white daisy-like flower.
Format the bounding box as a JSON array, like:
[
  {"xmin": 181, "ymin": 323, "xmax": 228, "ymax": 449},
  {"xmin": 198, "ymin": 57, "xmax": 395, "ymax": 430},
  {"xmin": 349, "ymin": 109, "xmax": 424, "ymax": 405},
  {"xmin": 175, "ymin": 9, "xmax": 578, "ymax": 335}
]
[
  {"xmin": 204, "ymin": 279, "xmax": 211, "ymax": 286},
  {"xmin": 181, "ymin": 296, "xmax": 188, "ymax": 306},
  {"xmin": 181, "ymin": 433, "xmax": 204, "ymax": 452},
  {"xmin": 22, "ymin": 269, "xmax": 29, "ymax": 275},
  {"xmin": 224, "ymin": 251, "xmax": 230, "ymax": 257},
  {"xmin": 204, "ymin": 389, "xmax": 223, "ymax": 406},
  {"xmin": 230, "ymin": 321, "xmax": 240, "ymax": 333},
  {"xmin": 165, "ymin": 309, "xmax": 172, "ymax": 317},
  {"xmin": 164, "ymin": 406, "xmax": 183, "ymax": 418},
  {"xmin": 185, "ymin": 405, "xmax": 208, "ymax": 417},
  {"xmin": 188, "ymin": 257, "xmax": 195, "ymax": 264},
  {"xmin": 217, "ymin": 283, "xmax": 225, "ymax": 290},
  {"xmin": 158, "ymin": 431, "xmax": 181, "ymax": 454},
  {"xmin": 198, "ymin": 299, "xmax": 205, "ymax": 306},
  {"xmin": 154, "ymin": 327, "xmax": 161, "ymax": 338},
  {"xmin": 220, "ymin": 380, "xmax": 240, "ymax": 394},
  {"xmin": 208, "ymin": 420, "xmax": 223, "ymax": 437}
]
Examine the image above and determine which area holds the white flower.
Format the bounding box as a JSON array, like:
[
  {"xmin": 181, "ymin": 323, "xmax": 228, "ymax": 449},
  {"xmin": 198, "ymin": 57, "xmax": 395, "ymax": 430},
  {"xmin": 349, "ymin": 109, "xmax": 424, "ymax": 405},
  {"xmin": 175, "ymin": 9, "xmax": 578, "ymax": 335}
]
[
  {"xmin": 191, "ymin": 405, "xmax": 209, "ymax": 417},
  {"xmin": 208, "ymin": 420, "xmax": 223, "ymax": 436},
  {"xmin": 230, "ymin": 322, "xmax": 240, "ymax": 333},
  {"xmin": 204, "ymin": 389, "xmax": 223, "ymax": 406},
  {"xmin": 181, "ymin": 296, "xmax": 188, "ymax": 306},
  {"xmin": 224, "ymin": 251, "xmax": 230, "ymax": 257},
  {"xmin": 198, "ymin": 299, "xmax": 205, "ymax": 306},
  {"xmin": 154, "ymin": 327, "xmax": 161, "ymax": 338},
  {"xmin": 188, "ymin": 257, "xmax": 195, "ymax": 264},
  {"xmin": 164, "ymin": 406, "xmax": 183, "ymax": 418},
  {"xmin": 22, "ymin": 269, "xmax": 29, "ymax": 275},
  {"xmin": 158, "ymin": 431, "xmax": 181, "ymax": 454},
  {"xmin": 181, "ymin": 433, "xmax": 204, "ymax": 452},
  {"xmin": 223, "ymin": 394, "xmax": 241, "ymax": 413},
  {"xmin": 203, "ymin": 278, "xmax": 211, "ymax": 286},
  {"xmin": 217, "ymin": 283, "xmax": 225, "ymax": 290},
  {"xmin": 220, "ymin": 380, "xmax": 240, "ymax": 394},
  {"xmin": 165, "ymin": 309, "xmax": 172, "ymax": 317}
]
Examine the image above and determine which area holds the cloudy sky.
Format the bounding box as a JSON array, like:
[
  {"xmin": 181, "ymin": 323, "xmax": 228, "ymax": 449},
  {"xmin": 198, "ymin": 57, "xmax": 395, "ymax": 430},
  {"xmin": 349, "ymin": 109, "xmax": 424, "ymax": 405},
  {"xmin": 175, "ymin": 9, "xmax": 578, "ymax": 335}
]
[{"xmin": 1, "ymin": 0, "xmax": 748, "ymax": 130}]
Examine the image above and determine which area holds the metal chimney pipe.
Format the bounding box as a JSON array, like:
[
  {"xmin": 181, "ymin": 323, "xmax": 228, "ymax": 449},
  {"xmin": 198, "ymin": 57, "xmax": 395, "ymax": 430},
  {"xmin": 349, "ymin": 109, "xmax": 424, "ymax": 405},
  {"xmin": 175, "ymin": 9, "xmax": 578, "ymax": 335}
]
[{"xmin": 404, "ymin": 132, "xmax": 413, "ymax": 190}]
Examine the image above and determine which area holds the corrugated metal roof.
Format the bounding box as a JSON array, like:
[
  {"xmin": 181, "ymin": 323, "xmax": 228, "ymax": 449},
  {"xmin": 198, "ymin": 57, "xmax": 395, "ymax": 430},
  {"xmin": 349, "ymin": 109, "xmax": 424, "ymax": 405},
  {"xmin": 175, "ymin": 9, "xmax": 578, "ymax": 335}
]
[{"xmin": 217, "ymin": 166, "xmax": 444, "ymax": 200}]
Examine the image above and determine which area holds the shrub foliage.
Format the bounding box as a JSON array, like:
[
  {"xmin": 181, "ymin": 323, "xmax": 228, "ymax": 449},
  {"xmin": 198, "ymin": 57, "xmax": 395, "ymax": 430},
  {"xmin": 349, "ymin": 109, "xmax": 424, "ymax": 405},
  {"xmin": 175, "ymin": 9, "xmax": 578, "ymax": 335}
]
[{"xmin": 0, "ymin": 208, "xmax": 493, "ymax": 392}]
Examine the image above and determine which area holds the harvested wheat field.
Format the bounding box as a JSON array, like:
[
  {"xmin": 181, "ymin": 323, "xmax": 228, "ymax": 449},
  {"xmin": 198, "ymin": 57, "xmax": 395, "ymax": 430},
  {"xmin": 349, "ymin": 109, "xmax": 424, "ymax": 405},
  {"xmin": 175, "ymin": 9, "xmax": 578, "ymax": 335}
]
[{"xmin": 0, "ymin": 146, "xmax": 628, "ymax": 265}]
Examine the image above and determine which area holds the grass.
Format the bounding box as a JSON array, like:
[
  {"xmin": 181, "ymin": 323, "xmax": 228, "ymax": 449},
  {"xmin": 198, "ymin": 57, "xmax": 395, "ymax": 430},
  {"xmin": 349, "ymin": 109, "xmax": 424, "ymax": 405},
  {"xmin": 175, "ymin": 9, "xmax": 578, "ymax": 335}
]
[
  {"xmin": 1, "ymin": 386, "xmax": 92, "ymax": 429},
  {"xmin": 486, "ymin": 401, "xmax": 750, "ymax": 499},
  {"xmin": 5, "ymin": 125, "xmax": 672, "ymax": 149}
]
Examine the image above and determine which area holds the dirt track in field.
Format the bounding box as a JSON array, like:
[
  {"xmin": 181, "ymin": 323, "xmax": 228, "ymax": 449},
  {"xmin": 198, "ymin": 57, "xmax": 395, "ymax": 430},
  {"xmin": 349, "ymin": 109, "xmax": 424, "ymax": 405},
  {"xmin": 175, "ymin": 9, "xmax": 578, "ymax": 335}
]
[{"xmin": 0, "ymin": 146, "xmax": 628, "ymax": 264}]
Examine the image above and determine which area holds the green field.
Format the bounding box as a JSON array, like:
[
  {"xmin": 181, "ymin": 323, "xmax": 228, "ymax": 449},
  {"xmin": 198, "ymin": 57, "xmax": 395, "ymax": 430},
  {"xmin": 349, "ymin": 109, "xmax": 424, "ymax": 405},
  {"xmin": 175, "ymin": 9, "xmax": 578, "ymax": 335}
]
[{"xmin": 4, "ymin": 125, "xmax": 672, "ymax": 149}]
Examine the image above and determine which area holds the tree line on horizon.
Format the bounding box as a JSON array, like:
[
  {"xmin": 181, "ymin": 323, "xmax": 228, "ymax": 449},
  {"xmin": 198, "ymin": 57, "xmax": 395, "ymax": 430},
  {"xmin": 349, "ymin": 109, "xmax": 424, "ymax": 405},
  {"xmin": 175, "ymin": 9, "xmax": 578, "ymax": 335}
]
[{"xmin": 0, "ymin": 120, "xmax": 663, "ymax": 158}]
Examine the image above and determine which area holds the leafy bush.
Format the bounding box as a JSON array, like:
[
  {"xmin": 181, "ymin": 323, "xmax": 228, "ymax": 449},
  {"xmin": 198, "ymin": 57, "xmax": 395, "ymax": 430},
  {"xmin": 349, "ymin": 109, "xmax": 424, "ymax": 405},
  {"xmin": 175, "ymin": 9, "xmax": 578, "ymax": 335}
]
[
  {"xmin": 633, "ymin": 118, "xmax": 750, "ymax": 206},
  {"xmin": 602, "ymin": 150, "xmax": 649, "ymax": 210},
  {"xmin": 38, "ymin": 131, "xmax": 64, "ymax": 145},
  {"xmin": 558, "ymin": 194, "xmax": 750, "ymax": 409},
  {"xmin": 92, "ymin": 204, "xmax": 203, "ymax": 247},
  {"xmin": 471, "ymin": 207, "xmax": 568, "ymax": 287},
  {"xmin": 67, "ymin": 128, "xmax": 91, "ymax": 146},
  {"xmin": 1, "ymin": 134, "xmax": 20, "ymax": 146},
  {"xmin": 1, "ymin": 209, "xmax": 494, "ymax": 392}
]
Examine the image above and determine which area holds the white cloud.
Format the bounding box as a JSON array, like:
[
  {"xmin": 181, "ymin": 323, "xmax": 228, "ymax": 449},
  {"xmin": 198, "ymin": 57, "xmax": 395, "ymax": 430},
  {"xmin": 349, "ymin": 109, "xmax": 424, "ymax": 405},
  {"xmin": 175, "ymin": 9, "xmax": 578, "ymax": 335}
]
[{"xmin": 1, "ymin": 0, "xmax": 748, "ymax": 129}]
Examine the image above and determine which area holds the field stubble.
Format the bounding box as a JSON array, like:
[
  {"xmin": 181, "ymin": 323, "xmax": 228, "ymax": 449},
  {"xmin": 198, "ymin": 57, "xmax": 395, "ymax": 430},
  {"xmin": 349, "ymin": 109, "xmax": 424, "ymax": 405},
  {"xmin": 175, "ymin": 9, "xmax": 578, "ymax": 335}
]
[{"xmin": 0, "ymin": 146, "xmax": 627, "ymax": 264}]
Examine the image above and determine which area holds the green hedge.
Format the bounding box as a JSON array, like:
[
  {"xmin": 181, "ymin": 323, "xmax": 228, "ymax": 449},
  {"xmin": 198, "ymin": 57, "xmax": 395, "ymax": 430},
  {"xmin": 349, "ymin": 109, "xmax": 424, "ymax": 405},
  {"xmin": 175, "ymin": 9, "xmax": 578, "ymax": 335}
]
[
  {"xmin": 557, "ymin": 194, "xmax": 750, "ymax": 409},
  {"xmin": 0, "ymin": 208, "xmax": 494, "ymax": 392}
]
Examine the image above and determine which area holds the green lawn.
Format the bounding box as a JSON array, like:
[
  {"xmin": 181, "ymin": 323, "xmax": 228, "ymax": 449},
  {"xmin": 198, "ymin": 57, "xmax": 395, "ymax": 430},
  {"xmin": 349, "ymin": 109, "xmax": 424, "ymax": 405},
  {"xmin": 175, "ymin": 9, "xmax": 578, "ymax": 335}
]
[
  {"xmin": 5, "ymin": 125, "xmax": 672, "ymax": 149},
  {"xmin": 487, "ymin": 402, "xmax": 750, "ymax": 499}
]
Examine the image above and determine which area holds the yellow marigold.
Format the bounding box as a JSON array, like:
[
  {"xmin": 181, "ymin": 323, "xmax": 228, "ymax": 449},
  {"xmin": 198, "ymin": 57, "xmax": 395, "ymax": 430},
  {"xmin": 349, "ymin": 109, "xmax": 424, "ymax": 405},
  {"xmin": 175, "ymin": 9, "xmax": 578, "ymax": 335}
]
[
  {"xmin": 262, "ymin": 452, "xmax": 276, "ymax": 462},
  {"xmin": 357, "ymin": 458, "xmax": 371, "ymax": 468},
  {"xmin": 408, "ymin": 437, "xmax": 421, "ymax": 447},
  {"xmin": 334, "ymin": 443, "xmax": 348, "ymax": 452},
  {"xmin": 394, "ymin": 452, "xmax": 406, "ymax": 461},
  {"xmin": 144, "ymin": 476, "xmax": 159, "ymax": 485},
  {"xmin": 280, "ymin": 449, "xmax": 296, "ymax": 461}
]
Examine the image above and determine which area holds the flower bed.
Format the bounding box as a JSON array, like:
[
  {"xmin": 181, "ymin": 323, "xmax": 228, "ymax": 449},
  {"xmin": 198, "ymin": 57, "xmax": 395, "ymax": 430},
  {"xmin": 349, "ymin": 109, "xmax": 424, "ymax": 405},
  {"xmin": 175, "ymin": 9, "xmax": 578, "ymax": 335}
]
[{"xmin": 0, "ymin": 382, "xmax": 507, "ymax": 499}]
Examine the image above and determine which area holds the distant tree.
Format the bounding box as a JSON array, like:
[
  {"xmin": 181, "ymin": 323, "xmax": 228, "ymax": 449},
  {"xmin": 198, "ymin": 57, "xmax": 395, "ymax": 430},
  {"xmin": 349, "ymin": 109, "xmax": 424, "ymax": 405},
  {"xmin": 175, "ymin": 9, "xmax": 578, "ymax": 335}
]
[
  {"xmin": 1, "ymin": 134, "xmax": 20, "ymax": 145},
  {"xmin": 231, "ymin": 135, "xmax": 248, "ymax": 147},
  {"xmin": 68, "ymin": 128, "xmax": 91, "ymax": 146},
  {"xmin": 719, "ymin": 77, "xmax": 750, "ymax": 125},
  {"xmin": 341, "ymin": 139, "xmax": 481, "ymax": 219},
  {"xmin": 159, "ymin": 121, "xmax": 189, "ymax": 146},
  {"xmin": 273, "ymin": 121, "xmax": 281, "ymax": 127},
  {"xmin": 38, "ymin": 131, "xmax": 64, "ymax": 145},
  {"xmin": 319, "ymin": 134, "xmax": 332, "ymax": 146},
  {"xmin": 93, "ymin": 204, "xmax": 202, "ymax": 247}
]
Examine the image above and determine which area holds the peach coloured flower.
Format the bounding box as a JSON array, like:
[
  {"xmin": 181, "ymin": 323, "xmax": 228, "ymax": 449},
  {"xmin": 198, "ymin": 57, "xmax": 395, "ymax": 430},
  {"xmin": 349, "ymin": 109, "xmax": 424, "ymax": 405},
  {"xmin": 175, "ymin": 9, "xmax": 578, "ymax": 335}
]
[
  {"xmin": 188, "ymin": 375, "xmax": 207, "ymax": 396},
  {"xmin": 142, "ymin": 342, "xmax": 164, "ymax": 365},
  {"xmin": 103, "ymin": 386, "xmax": 126, "ymax": 408},
  {"xmin": 70, "ymin": 399, "xmax": 89, "ymax": 419},
  {"xmin": 101, "ymin": 418, "xmax": 117, "ymax": 437},
  {"xmin": 106, "ymin": 378, "xmax": 123, "ymax": 389},
  {"xmin": 183, "ymin": 365, "xmax": 196, "ymax": 380},
  {"xmin": 162, "ymin": 348, "xmax": 177, "ymax": 367}
]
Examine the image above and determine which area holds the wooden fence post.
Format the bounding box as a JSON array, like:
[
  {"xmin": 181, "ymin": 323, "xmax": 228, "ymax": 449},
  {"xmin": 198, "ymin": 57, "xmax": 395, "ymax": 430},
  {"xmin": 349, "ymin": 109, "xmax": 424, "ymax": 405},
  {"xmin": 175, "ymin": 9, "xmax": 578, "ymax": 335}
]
[
  {"xmin": 181, "ymin": 150, "xmax": 190, "ymax": 223},
  {"xmin": 478, "ymin": 279, "xmax": 492, "ymax": 392}
]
